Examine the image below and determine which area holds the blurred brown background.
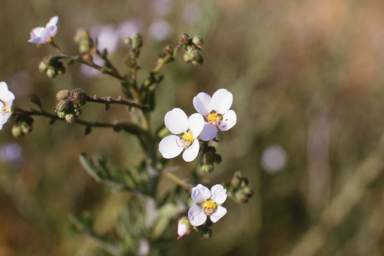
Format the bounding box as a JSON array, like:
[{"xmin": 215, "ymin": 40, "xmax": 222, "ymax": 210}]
[{"xmin": 1, "ymin": 0, "xmax": 384, "ymax": 255}]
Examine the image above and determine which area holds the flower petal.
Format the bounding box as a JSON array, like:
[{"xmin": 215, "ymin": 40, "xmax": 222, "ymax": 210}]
[
  {"xmin": 46, "ymin": 16, "xmax": 59, "ymax": 27},
  {"xmin": 188, "ymin": 205, "xmax": 207, "ymax": 226},
  {"xmin": 182, "ymin": 139, "xmax": 200, "ymax": 162},
  {"xmin": 191, "ymin": 184, "xmax": 211, "ymax": 203},
  {"xmin": 193, "ymin": 92, "xmax": 212, "ymax": 116},
  {"xmin": 210, "ymin": 184, "xmax": 227, "ymax": 204},
  {"xmin": 198, "ymin": 124, "xmax": 218, "ymax": 141},
  {"xmin": 218, "ymin": 110, "xmax": 236, "ymax": 131},
  {"xmin": 159, "ymin": 135, "xmax": 183, "ymax": 159},
  {"xmin": 188, "ymin": 113, "xmax": 204, "ymax": 138},
  {"xmin": 0, "ymin": 113, "xmax": 11, "ymax": 130},
  {"xmin": 164, "ymin": 108, "xmax": 189, "ymax": 134},
  {"xmin": 0, "ymin": 82, "xmax": 14, "ymax": 101},
  {"xmin": 210, "ymin": 206, "xmax": 227, "ymax": 223},
  {"xmin": 211, "ymin": 89, "xmax": 233, "ymax": 114}
]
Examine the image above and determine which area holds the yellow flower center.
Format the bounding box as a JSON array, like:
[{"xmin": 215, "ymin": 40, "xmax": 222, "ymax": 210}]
[
  {"xmin": 203, "ymin": 200, "xmax": 217, "ymax": 215},
  {"xmin": 181, "ymin": 131, "xmax": 194, "ymax": 147},
  {"xmin": 206, "ymin": 112, "xmax": 222, "ymax": 124},
  {"xmin": 0, "ymin": 100, "xmax": 8, "ymax": 113}
]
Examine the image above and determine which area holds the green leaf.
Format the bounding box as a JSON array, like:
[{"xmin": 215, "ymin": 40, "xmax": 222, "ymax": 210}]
[
  {"xmin": 67, "ymin": 59, "xmax": 75, "ymax": 65},
  {"xmin": 79, "ymin": 153, "xmax": 101, "ymax": 182}
]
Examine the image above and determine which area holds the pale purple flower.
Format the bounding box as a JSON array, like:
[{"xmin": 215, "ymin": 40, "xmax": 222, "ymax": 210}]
[
  {"xmin": 0, "ymin": 82, "xmax": 15, "ymax": 130},
  {"xmin": 188, "ymin": 184, "xmax": 227, "ymax": 226},
  {"xmin": 159, "ymin": 108, "xmax": 204, "ymax": 162},
  {"xmin": 193, "ymin": 89, "xmax": 237, "ymax": 141},
  {"xmin": 28, "ymin": 16, "xmax": 59, "ymax": 44}
]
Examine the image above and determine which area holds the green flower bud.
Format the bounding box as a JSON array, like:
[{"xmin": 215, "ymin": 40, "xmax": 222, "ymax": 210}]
[
  {"xmin": 179, "ymin": 33, "xmax": 190, "ymax": 44},
  {"xmin": 74, "ymin": 29, "xmax": 90, "ymax": 43},
  {"xmin": 46, "ymin": 66, "xmax": 57, "ymax": 79},
  {"xmin": 74, "ymin": 107, "xmax": 82, "ymax": 117},
  {"xmin": 242, "ymin": 187, "xmax": 254, "ymax": 197},
  {"xmin": 192, "ymin": 52, "xmax": 203, "ymax": 66},
  {"xmin": 79, "ymin": 39, "xmax": 92, "ymax": 53},
  {"xmin": 56, "ymin": 61, "xmax": 66, "ymax": 75},
  {"xmin": 65, "ymin": 113, "xmax": 77, "ymax": 124},
  {"xmin": 192, "ymin": 36, "xmax": 203, "ymax": 49},
  {"xmin": 20, "ymin": 122, "xmax": 33, "ymax": 135},
  {"xmin": 201, "ymin": 164, "xmax": 214, "ymax": 173},
  {"xmin": 183, "ymin": 53, "xmax": 191, "ymax": 63},
  {"xmin": 235, "ymin": 190, "xmax": 249, "ymax": 203},
  {"xmin": 240, "ymin": 178, "xmax": 249, "ymax": 187},
  {"xmin": 56, "ymin": 111, "xmax": 66, "ymax": 119},
  {"xmin": 12, "ymin": 125, "xmax": 24, "ymax": 138},
  {"xmin": 131, "ymin": 33, "xmax": 143, "ymax": 49},
  {"xmin": 56, "ymin": 101, "xmax": 70, "ymax": 112},
  {"xmin": 70, "ymin": 88, "xmax": 87, "ymax": 104},
  {"xmin": 56, "ymin": 90, "xmax": 71, "ymax": 102},
  {"xmin": 39, "ymin": 61, "xmax": 48, "ymax": 73}
]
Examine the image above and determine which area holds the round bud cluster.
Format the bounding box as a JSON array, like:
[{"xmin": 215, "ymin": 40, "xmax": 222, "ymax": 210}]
[
  {"xmin": 39, "ymin": 56, "xmax": 66, "ymax": 79},
  {"xmin": 12, "ymin": 116, "xmax": 34, "ymax": 138},
  {"xmin": 74, "ymin": 29, "xmax": 95, "ymax": 54},
  {"xmin": 55, "ymin": 88, "xmax": 87, "ymax": 124},
  {"xmin": 178, "ymin": 33, "xmax": 204, "ymax": 66},
  {"xmin": 200, "ymin": 146, "xmax": 222, "ymax": 173},
  {"xmin": 228, "ymin": 171, "xmax": 254, "ymax": 203}
]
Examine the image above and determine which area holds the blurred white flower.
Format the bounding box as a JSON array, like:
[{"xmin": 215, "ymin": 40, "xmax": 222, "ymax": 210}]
[
  {"xmin": 261, "ymin": 145, "xmax": 288, "ymax": 173},
  {"xmin": 182, "ymin": 3, "xmax": 202, "ymax": 24},
  {"xmin": 0, "ymin": 82, "xmax": 15, "ymax": 130},
  {"xmin": 0, "ymin": 142, "xmax": 22, "ymax": 163},
  {"xmin": 137, "ymin": 239, "xmax": 150, "ymax": 256},
  {"xmin": 118, "ymin": 20, "xmax": 140, "ymax": 41},
  {"xmin": 159, "ymin": 108, "xmax": 204, "ymax": 162},
  {"xmin": 188, "ymin": 184, "xmax": 227, "ymax": 226},
  {"xmin": 148, "ymin": 19, "xmax": 172, "ymax": 41},
  {"xmin": 151, "ymin": 0, "xmax": 173, "ymax": 16},
  {"xmin": 80, "ymin": 54, "xmax": 104, "ymax": 78},
  {"xmin": 90, "ymin": 25, "xmax": 119, "ymax": 54},
  {"xmin": 28, "ymin": 16, "xmax": 59, "ymax": 44},
  {"xmin": 193, "ymin": 89, "xmax": 237, "ymax": 141}
]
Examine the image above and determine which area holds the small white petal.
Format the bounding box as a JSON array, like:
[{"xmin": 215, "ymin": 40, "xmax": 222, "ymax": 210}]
[
  {"xmin": 188, "ymin": 113, "xmax": 204, "ymax": 138},
  {"xmin": 198, "ymin": 124, "xmax": 218, "ymax": 141},
  {"xmin": 188, "ymin": 205, "xmax": 207, "ymax": 226},
  {"xmin": 210, "ymin": 206, "xmax": 227, "ymax": 223},
  {"xmin": 46, "ymin": 16, "xmax": 59, "ymax": 27},
  {"xmin": 164, "ymin": 108, "xmax": 189, "ymax": 134},
  {"xmin": 212, "ymin": 89, "xmax": 233, "ymax": 114},
  {"xmin": 210, "ymin": 184, "xmax": 227, "ymax": 205},
  {"xmin": 182, "ymin": 139, "xmax": 200, "ymax": 162},
  {"xmin": 193, "ymin": 92, "xmax": 212, "ymax": 116},
  {"xmin": 159, "ymin": 135, "xmax": 183, "ymax": 159},
  {"xmin": 191, "ymin": 184, "xmax": 211, "ymax": 203},
  {"xmin": 218, "ymin": 110, "xmax": 236, "ymax": 131}
]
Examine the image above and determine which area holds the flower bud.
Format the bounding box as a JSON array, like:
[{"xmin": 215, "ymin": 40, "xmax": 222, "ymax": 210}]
[
  {"xmin": 235, "ymin": 190, "xmax": 249, "ymax": 203},
  {"xmin": 74, "ymin": 29, "xmax": 90, "ymax": 43},
  {"xmin": 243, "ymin": 187, "xmax": 254, "ymax": 197},
  {"xmin": 179, "ymin": 33, "xmax": 190, "ymax": 44},
  {"xmin": 131, "ymin": 33, "xmax": 143, "ymax": 49},
  {"xmin": 177, "ymin": 217, "xmax": 192, "ymax": 240},
  {"xmin": 79, "ymin": 39, "xmax": 92, "ymax": 53},
  {"xmin": 65, "ymin": 113, "xmax": 77, "ymax": 124},
  {"xmin": 124, "ymin": 37, "xmax": 132, "ymax": 45},
  {"xmin": 82, "ymin": 53, "xmax": 93, "ymax": 62},
  {"xmin": 56, "ymin": 111, "xmax": 66, "ymax": 119},
  {"xmin": 201, "ymin": 164, "xmax": 214, "ymax": 173},
  {"xmin": 56, "ymin": 90, "xmax": 71, "ymax": 102},
  {"xmin": 70, "ymin": 88, "xmax": 87, "ymax": 104},
  {"xmin": 56, "ymin": 101, "xmax": 70, "ymax": 112},
  {"xmin": 56, "ymin": 61, "xmax": 66, "ymax": 75},
  {"xmin": 192, "ymin": 52, "xmax": 203, "ymax": 66},
  {"xmin": 39, "ymin": 61, "xmax": 48, "ymax": 73},
  {"xmin": 192, "ymin": 36, "xmax": 203, "ymax": 49},
  {"xmin": 46, "ymin": 66, "xmax": 57, "ymax": 79},
  {"xmin": 12, "ymin": 125, "xmax": 24, "ymax": 138},
  {"xmin": 163, "ymin": 45, "xmax": 173, "ymax": 55},
  {"xmin": 183, "ymin": 53, "xmax": 191, "ymax": 63},
  {"xmin": 20, "ymin": 122, "xmax": 33, "ymax": 135},
  {"xmin": 74, "ymin": 107, "xmax": 83, "ymax": 117}
]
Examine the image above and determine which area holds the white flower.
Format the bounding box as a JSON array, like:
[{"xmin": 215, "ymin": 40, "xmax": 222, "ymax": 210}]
[
  {"xmin": 193, "ymin": 88, "xmax": 237, "ymax": 141},
  {"xmin": 28, "ymin": 16, "xmax": 59, "ymax": 44},
  {"xmin": 0, "ymin": 82, "xmax": 15, "ymax": 130},
  {"xmin": 188, "ymin": 184, "xmax": 227, "ymax": 226},
  {"xmin": 159, "ymin": 108, "xmax": 204, "ymax": 162}
]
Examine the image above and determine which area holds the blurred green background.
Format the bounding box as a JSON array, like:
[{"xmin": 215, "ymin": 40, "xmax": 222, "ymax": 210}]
[{"xmin": 1, "ymin": 0, "xmax": 384, "ymax": 255}]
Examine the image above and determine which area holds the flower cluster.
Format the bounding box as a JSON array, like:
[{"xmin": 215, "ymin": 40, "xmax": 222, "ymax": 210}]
[
  {"xmin": 159, "ymin": 88, "xmax": 236, "ymax": 162},
  {"xmin": 0, "ymin": 82, "xmax": 15, "ymax": 130}
]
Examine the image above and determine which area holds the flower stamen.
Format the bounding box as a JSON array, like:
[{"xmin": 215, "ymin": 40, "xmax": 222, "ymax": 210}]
[
  {"xmin": 181, "ymin": 131, "xmax": 194, "ymax": 147},
  {"xmin": 202, "ymin": 200, "xmax": 217, "ymax": 215},
  {"xmin": 206, "ymin": 112, "xmax": 222, "ymax": 125}
]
